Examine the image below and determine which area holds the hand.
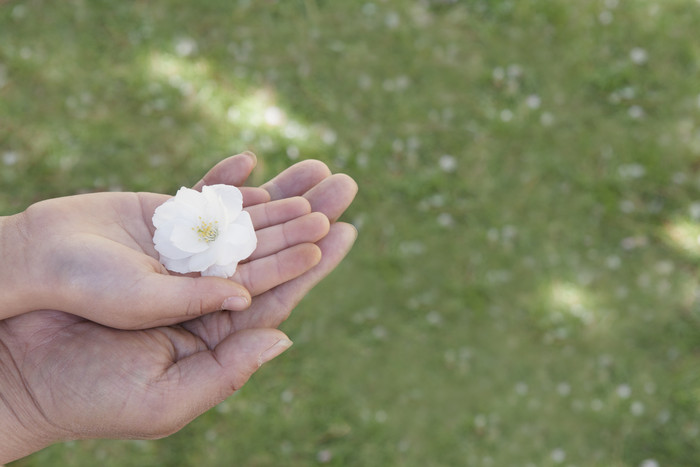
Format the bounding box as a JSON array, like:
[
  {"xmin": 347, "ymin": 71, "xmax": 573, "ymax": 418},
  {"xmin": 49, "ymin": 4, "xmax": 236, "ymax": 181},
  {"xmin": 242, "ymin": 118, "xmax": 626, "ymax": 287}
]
[
  {"xmin": 193, "ymin": 152, "xmax": 359, "ymax": 331},
  {"xmin": 0, "ymin": 154, "xmax": 358, "ymax": 463},
  {"xmin": 0, "ymin": 159, "xmax": 330, "ymax": 329}
]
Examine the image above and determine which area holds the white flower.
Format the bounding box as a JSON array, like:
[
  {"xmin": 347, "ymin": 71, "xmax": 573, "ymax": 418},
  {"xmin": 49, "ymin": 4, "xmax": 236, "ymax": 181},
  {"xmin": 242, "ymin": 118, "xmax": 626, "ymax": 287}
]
[{"xmin": 152, "ymin": 184, "xmax": 257, "ymax": 278}]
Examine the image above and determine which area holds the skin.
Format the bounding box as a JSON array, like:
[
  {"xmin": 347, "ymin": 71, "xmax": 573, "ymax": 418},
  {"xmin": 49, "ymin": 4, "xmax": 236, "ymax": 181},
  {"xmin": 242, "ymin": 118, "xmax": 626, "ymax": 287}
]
[
  {"xmin": 0, "ymin": 153, "xmax": 358, "ymax": 463},
  {"xmin": 0, "ymin": 168, "xmax": 330, "ymax": 330}
]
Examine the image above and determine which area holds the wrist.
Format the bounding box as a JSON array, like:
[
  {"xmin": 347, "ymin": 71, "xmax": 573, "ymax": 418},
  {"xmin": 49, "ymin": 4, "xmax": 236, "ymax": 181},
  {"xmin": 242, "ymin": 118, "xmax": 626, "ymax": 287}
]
[
  {"xmin": 0, "ymin": 213, "xmax": 36, "ymax": 318},
  {"xmin": 0, "ymin": 400, "xmax": 55, "ymax": 463},
  {"xmin": 0, "ymin": 331, "xmax": 61, "ymax": 463}
]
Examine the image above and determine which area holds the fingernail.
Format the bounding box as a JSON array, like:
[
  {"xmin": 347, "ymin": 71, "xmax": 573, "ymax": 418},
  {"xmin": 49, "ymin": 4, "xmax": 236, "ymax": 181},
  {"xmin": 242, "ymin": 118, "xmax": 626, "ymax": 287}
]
[
  {"xmin": 242, "ymin": 150, "xmax": 257, "ymax": 162},
  {"xmin": 222, "ymin": 295, "xmax": 249, "ymax": 310},
  {"xmin": 258, "ymin": 338, "xmax": 293, "ymax": 367}
]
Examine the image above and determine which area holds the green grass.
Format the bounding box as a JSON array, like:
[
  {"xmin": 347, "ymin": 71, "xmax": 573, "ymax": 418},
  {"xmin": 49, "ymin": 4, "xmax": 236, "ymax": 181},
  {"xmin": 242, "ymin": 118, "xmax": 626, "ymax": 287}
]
[{"xmin": 3, "ymin": 0, "xmax": 700, "ymax": 465}]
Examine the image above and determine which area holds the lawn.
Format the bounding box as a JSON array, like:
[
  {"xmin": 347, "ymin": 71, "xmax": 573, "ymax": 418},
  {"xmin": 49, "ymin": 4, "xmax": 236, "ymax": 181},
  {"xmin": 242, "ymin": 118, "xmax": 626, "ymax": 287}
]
[{"xmin": 3, "ymin": 0, "xmax": 700, "ymax": 465}]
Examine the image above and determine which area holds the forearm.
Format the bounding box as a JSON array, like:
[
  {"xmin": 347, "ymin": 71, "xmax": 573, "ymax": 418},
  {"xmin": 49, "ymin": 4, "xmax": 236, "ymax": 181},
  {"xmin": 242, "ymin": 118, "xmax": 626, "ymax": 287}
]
[
  {"xmin": 0, "ymin": 338, "xmax": 57, "ymax": 463},
  {"xmin": 0, "ymin": 402, "xmax": 51, "ymax": 464},
  {"xmin": 0, "ymin": 213, "xmax": 35, "ymax": 319}
]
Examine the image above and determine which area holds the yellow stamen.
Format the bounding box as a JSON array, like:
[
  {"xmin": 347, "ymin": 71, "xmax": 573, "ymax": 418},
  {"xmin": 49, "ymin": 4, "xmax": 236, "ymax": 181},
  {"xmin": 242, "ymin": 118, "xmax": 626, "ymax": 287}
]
[{"xmin": 193, "ymin": 217, "xmax": 219, "ymax": 243}]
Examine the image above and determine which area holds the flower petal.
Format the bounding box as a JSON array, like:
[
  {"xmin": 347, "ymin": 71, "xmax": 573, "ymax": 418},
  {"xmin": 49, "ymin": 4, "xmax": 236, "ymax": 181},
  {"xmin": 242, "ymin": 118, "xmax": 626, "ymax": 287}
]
[
  {"xmin": 154, "ymin": 223, "xmax": 192, "ymax": 260},
  {"xmin": 187, "ymin": 242, "xmax": 220, "ymax": 272},
  {"xmin": 169, "ymin": 219, "xmax": 209, "ymax": 254},
  {"xmin": 160, "ymin": 255, "xmax": 193, "ymax": 274},
  {"xmin": 202, "ymin": 262, "xmax": 239, "ymax": 278},
  {"xmin": 152, "ymin": 199, "xmax": 179, "ymax": 228},
  {"xmin": 205, "ymin": 184, "xmax": 243, "ymax": 212}
]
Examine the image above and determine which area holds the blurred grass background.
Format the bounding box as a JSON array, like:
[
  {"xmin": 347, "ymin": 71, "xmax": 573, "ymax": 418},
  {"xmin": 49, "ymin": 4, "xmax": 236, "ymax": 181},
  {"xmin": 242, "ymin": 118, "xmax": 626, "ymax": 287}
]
[{"xmin": 3, "ymin": 0, "xmax": 700, "ymax": 465}]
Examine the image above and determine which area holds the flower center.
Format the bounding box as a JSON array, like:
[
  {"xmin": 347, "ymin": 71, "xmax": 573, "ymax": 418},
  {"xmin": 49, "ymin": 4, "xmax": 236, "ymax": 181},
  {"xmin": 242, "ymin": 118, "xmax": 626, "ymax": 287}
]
[{"xmin": 193, "ymin": 217, "xmax": 219, "ymax": 243}]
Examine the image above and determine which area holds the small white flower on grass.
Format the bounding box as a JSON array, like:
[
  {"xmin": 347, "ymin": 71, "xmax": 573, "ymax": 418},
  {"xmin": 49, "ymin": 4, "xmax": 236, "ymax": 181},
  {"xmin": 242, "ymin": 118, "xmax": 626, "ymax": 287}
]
[
  {"xmin": 317, "ymin": 449, "xmax": 333, "ymax": 463},
  {"xmin": 590, "ymin": 399, "xmax": 604, "ymax": 411},
  {"xmin": 375, "ymin": 410, "xmax": 388, "ymax": 423},
  {"xmin": 526, "ymin": 94, "xmax": 541, "ymax": 109},
  {"xmin": 437, "ymin": 212, "xmax": 454, "ymax": 228},
  {"xmin": 631, "ymin": 401, "xmax": 645, "ymax": 416},
  {"xmin": 175, "ymin": 36, "xmax": 198, "ymax": 56},
  {"xmin": 2, "ymin": 151, "xmax": 18, "ymax": 166},
  {"xmin": 618, "ymin": 163, "xmax": 646, "ymax": 179},
  {"xmin": 152, "ymin": 184, "xmax": 257, "ymax": 278},
  {"xmin": 630, "ymin": 47, "xmax": 648, "ymax": 65},
  {"xmin": 599, "ymin": 10, "xmax": 613, "ymax": 25},
  {"xmin": 550, "ymin": 448, "xmax": 566, "ymax": 463},
  {"xmin": 628, "ymin": 105, "xmax": 645, "ymax": 119},
  {"xmin": 426, "ymin": 310, "xmax": 443, "ymax": 326},
  {"xmin": 540, "ymin": 112, "xmax": 555, "ymax": 126},
  {"xmin": 492, "ymin": 66, "xmax": 505, "ymax": 82},
  {"xmin": 616, "ymin": 384, "xmax": 632, "ymax": 399},
  {"xmin": 385, "ymin": 11, "xmax": 400, "ymax": 29},
  {"xmin": 439, "ymin": 154, "xmax": 457, "ymax": 172},
  {"xmin": 556, "ymin": 382, "xmax": 571, "ymax": 396},
  {"xmin": 606, "ymin": 255, "xmax": 621, "ymax": 269},
  {"xmin": 0, "ymin": 63, "xmax": 7, "ymax": 89},
  {"xmin": 321, "ymin": 128, "xmax": 337, "ymax": 145}
]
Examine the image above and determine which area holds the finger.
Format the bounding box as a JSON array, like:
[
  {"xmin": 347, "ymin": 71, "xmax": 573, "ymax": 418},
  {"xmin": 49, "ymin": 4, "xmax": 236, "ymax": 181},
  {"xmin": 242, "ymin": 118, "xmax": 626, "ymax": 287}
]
[
  {"xmin": 193, "ymin": 152, "xmax": 259, "ymax": 190},
  {"xmin": 249, "ymin": 212, "xmax": 330, "ymax": 261},
  {"xmin": 160, "ymin": 328, "xmax": 292, "ymax": 430},
  {"xmin": 227, "ymin": 243, "xmax": 322, "ymax": 300},
  {"xmin": 302, "ymin": 173, "xmax": 358, "ymax": 222},
  {"xmin": 232, "ymin": 222, "xmax": 357, "ymax": 330},
  {"xmin": 261, "ymin": 159, "xmax": 332, "ymax": 200},
  {"xmin": 192, "ymin": 152, "xmax": 269, "ymax": 205},
  {"xmin": 116, "ymin": 273, "xmax": 253, "ymax": 330},
  {"xmin": 239, "ymin": 187, "xmax": 271, "ymax": 207},
  {"xmin": 246, "ymin": 196, "xmax": 311, "ymax": 230}
]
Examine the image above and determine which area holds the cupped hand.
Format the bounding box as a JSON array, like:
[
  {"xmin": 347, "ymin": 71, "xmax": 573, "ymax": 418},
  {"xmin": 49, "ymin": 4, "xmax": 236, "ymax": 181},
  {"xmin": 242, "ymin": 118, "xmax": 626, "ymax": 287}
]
[
  {"xmin": 188, "ymin": 155, "xmax": 359, "ymax": 337},
  {"xmin": 0, "ymin": 159, "xmax": 330, "ymax": 329},
  {"xmin": 0, "ymin": 308, "xmax": 293, "ymax": 463}
]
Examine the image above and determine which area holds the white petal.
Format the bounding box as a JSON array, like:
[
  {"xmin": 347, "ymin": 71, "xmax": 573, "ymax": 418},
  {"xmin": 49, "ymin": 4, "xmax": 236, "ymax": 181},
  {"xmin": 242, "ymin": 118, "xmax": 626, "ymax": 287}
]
[
  {"xmin": 202, "ymin": 261, "xmax": 238, "ymax": 278},
  {"xmin": 169, "ymin": 219, "xmax": 208, "ymax": 253},
  {"xmin": 205, "ymin": 184, "xmax": 243, "ymax": 211},
  {"xmin": 155, "ymin": 241, "xmax": 191, "ymax": 261},
  {"xmin": 175, "ymin": 186, "xmax": 207, "ymax": 210},
  {"xmin": 154, "ymin": 189, "xmax": 201, "ymax": 228},
  {"xmin": 187, "ymin": 244, "xmax": 220, "ymax": 272},
  {"xmin": 160, "ymin": 255, "xmax": 194, "ymax": 274},
  {"xmin": 152, "ymin": 198, "xmax": 180, "ymax": 228},
  {"xmin": 154, "ymin": 223, "xmax": 192, "ymax": 260},
  {"xmin": 215, "ymin": 218, "xmax": 256, "ymax": 264},
  {"xmin": 230, "ymin": 211, "xmax": 258, "ymax": 249},
  {"xmin": 205, "ymin": 185, "xmax": 242, "ymax": 225}
]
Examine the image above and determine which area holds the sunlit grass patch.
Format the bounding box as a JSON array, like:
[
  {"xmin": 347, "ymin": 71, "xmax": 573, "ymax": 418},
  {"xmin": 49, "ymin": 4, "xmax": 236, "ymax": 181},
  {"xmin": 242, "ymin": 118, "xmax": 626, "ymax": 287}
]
[
  {"xmin": 527, "ymin": 279, "xmax": 606, "ymax": 343},
  {"xmin": 661, "ymin": 217, "xmax": 700, "ymax": 260},
  {"xmin": 548, "ymin": 281, "xmax": 597, "ymax": 325}
]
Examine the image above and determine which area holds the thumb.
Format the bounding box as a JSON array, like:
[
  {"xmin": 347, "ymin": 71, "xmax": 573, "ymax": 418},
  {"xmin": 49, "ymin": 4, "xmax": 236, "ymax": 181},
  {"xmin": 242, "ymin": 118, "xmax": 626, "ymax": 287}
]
[
  {"xmin": 166, "ymin": 328, "xmax": 293, "ymax": 421},
  {"xmin": 193, "ymin": 151, "xmax": 257, "ymax": 190},
  {"xmin": 121, "ymin": 273, "xmax": 252, "ymax": 329}
]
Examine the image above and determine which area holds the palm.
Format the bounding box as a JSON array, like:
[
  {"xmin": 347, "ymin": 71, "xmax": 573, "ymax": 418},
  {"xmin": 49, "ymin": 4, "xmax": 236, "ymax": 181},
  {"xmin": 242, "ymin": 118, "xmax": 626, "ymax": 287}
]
[
  {"xmin": 16, "ymin": 186, "xmax": 330, "ymax": 329},
  {"xmin": 0, "ymin": 309, "xmax": 257, "ymax": 438}
]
